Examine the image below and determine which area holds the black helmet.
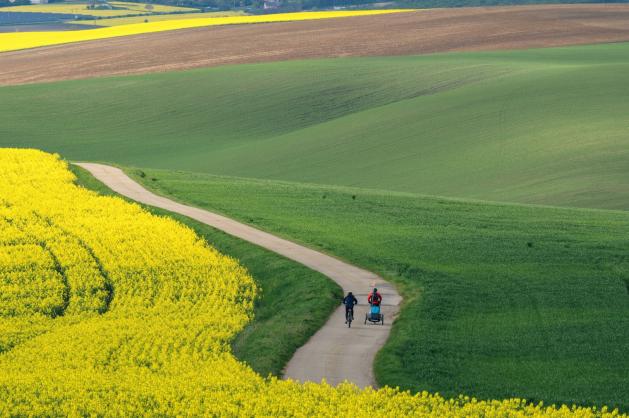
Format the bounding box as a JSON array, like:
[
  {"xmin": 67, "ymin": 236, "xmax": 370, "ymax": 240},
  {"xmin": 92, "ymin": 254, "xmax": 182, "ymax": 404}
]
[{"xmin": 373, "ymin": 288, "xmax": 378, "ymax": 292}]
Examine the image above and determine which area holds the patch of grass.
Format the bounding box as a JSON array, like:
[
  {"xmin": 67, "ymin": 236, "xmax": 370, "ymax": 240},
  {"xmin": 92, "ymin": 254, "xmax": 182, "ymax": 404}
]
[
  {"xmin": 3, "ymin": 42, "xmax": 629, "ymax": 209},
  {"xmin": 129, "ymin": 167, "xmax": 629, "ymax": 411},
  {"xmin": 69, "ymin": 164, "xmax": 342, "ymax": 377}
]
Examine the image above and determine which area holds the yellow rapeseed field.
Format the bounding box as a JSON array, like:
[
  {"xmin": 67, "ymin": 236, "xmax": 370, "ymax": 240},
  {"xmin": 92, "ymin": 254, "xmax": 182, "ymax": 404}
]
[
  {"xmin": 0, "ymin": 10, "xmax": 410, "ymax": 53},
  {"xmin": 0, "ymin": 148, "xmax": 624, "ymax": 417},
  {"xmin": 2, "ymin": 1, "xmax": 197, "ymax": 17}
]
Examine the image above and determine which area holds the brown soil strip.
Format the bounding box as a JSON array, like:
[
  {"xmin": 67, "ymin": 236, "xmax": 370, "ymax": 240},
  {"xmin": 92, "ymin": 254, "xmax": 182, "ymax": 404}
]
[{"xmin": 2, "ymin": 5, "xmax": 629, "ymax": 85}]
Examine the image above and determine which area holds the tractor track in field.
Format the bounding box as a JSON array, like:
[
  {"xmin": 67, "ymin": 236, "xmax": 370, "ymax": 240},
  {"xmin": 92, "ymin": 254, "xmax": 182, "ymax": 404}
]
[
  {"xmin": 3, "ymin": 4, "xmax": 629, "ymax": 85},
  {"xmin": 75, "ymin": 162, "xmax": 402, "ymax": 388}
]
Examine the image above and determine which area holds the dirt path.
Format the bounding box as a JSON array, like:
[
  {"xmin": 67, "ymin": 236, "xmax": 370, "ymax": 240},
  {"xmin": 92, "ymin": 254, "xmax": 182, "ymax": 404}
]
[
  {"xmin": 75, "ymin": 162, "xmax": 402, "ymax": 387},
  {"xmin": 3, "ymin": 4, "xmax": 629, "ymax": 85}
]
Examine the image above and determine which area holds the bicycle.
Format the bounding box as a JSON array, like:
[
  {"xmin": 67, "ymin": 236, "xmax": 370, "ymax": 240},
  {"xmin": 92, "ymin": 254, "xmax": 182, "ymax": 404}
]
[{"xmin": 345, "ymin": 307, "xmax": 354, "ymax": 328}]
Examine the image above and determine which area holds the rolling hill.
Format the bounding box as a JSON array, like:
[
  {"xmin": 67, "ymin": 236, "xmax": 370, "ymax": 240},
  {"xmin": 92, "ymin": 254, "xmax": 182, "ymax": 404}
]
[
  {"xmin": 3, "ymin": 5, "xmax": 629, "ymax": 85},
  {"xmin": 2, "ymin": 42, "xmax": 629, "ymax": 209}
]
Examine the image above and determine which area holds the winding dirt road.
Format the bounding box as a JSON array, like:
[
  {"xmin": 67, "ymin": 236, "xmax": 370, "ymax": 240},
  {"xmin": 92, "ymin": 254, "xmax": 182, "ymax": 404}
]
[
  {"xmin": 75, "ymin": 162, "xmax": 402, "ymax": 387},
  {"xmin": 4, "ymin": 4, "xmax": 629, "ymax": 85}
]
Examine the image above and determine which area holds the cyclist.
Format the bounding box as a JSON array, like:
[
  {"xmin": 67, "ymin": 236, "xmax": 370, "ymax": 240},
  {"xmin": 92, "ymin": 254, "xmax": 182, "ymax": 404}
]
[
  {"xmin": 343, "ymin": 292, "xmax": 358, "ymax": 324},
  {"xmin": 367, "ymin": 288, "xmax": 382, "ymax": 306}
]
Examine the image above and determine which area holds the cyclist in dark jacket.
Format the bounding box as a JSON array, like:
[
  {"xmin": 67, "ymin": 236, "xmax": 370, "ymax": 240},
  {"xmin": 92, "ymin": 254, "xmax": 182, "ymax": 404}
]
[{"xmin": 343, "ymin": 292, "xmax": 358, "ymax": 323}]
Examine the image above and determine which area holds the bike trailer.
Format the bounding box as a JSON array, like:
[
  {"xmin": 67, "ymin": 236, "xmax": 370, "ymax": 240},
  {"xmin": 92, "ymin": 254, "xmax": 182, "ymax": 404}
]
[{"xmin": 365, "ymin": 304, "xmax": 384, "ymax": 325}]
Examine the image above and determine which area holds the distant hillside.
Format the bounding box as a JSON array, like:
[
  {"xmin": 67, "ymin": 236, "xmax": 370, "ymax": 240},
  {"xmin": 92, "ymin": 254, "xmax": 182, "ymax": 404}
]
[
  {"xmin": 111, "ymin": 0, "xmax": 629, "ymax": 10},
  {"xmin": 2, "ymin": 42, "xmax": 629, "ymax": 210},
  {"xmin": 33, "ymin": 0, "xmax": 626, "ymax": 11}
]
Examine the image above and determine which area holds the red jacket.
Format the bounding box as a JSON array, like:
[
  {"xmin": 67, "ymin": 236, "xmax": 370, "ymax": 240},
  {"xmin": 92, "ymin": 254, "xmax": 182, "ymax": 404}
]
[{"xmin": 368, "ymin": 291, "xmax": 382, "ymax": 306}]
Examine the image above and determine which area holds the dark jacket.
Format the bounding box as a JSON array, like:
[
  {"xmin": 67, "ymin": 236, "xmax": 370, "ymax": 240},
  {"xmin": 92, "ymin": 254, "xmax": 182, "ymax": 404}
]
[{"xmin": 343, "ymin": 294, "xmax": 358, "ymax": 308}]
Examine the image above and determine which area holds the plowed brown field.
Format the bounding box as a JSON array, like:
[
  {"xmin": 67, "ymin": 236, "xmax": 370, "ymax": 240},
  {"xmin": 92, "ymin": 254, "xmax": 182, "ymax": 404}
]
[{"xmin": 2, "ymin": 4, "xmax": 629, "ymax": 85}]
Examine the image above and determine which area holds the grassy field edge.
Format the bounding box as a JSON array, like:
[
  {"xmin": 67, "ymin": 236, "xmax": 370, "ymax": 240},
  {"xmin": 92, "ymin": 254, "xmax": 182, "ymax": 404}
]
[{"xmin": 69, "ymin": 163, "xmax": 342, "ymax": 377}]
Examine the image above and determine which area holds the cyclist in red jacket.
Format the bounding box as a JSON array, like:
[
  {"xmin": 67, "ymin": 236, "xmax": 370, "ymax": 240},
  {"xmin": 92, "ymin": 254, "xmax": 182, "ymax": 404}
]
[{"xmin": 367, "ymin": 288, "xmax": 382, "ymax": 306}]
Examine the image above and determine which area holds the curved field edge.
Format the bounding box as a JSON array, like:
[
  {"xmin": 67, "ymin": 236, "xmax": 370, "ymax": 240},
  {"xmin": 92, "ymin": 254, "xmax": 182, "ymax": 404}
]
[
  {"xmin": 70, "ymin": 164, "xmax": 342, "ymax": 377},
  {"xmin": 126, "ymin": 167, "xmax": 629, "ymax": 412},
  {"xmin": 0, "ymin": 9, "xmax": 411, "ymax": 53}
]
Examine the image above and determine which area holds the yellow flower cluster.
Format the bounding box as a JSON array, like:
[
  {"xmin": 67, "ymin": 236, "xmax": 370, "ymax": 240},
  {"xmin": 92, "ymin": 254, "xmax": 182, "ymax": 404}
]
[
  {"xmin": 0, "ymin": 149, "xmax": 623, "ymax": 417},
  {"xmin": 0, "ymin": 10, "xmax": 410, "ymax": 53}
]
